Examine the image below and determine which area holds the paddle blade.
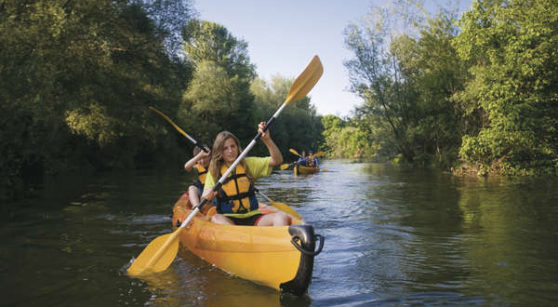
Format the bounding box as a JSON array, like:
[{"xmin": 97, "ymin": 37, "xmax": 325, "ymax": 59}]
[
  {"xmin": 284, "ymin": 55, "xmax": 323, "ymax": 105},
  {"xmin": 289, "ymin": 148, "xmax": 300, "ymax": 156},
  {"xmin": 148, "ymin": 106, "xmax": 189, "ymax": 139},
  {"xmin": 280, "ymin": 163, "xmax": 291, "ymax": 170},
  {"xmin": 271, "ymin": 201, "xmax": 302, "ymax": 220},
  {"xmin": 314, "ymin": 151, "xmax": 325, "ymax": 158},
  {"xmin": 127, "ymin": 232, "xmax": 180, "ymax": 276}
]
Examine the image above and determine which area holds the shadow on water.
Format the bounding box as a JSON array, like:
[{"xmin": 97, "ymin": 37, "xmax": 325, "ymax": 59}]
[{"xmin": 2, "ymin": 161, "xmax": 558, "ymax": 305}]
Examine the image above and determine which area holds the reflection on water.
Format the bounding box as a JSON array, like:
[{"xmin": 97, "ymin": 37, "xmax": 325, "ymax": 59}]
[{"xmin": 2, "ymin": 161, "xmax": 558, "ymax": 305}]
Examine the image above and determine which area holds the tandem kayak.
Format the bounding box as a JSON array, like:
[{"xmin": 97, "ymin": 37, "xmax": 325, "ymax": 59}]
[
  {"xmin": 294, "ymin": 165, "xmax": 319, "ymax": 175},
  {"xmin": 171, "ymin": 193, "xmax": 324, "ymax": 296}
]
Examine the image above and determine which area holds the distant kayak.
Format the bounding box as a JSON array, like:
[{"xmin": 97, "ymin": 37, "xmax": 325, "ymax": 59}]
[
  {"xmin": 294, "ymin": 164, "xmax": 319, "ymax": 175},
  {"xmin": 171, "ymin": 193, "xmax": 324, "ymax": 296}
]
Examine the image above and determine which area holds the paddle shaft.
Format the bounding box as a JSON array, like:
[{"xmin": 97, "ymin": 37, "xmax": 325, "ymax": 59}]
[{"xmin": 255, "ymin": 189, "xmax": 273, "ymax": 203}]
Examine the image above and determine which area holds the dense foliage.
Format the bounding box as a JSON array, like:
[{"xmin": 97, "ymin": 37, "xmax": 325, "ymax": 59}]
[
  {"xmin": 0, "ymin": 3, "xmax": 322, "ymax": 200},
  {"xmin": 333, "ymin": 0, "xmax": 557, "ymax": 176},
  {"xmin": 2, "ymin": 0, "xmax": 556, "ymax": 200},
  {"xmin": 341, "ymin": 5, "xmax": 465, "ymax": 167},
  {"xmin": 454, "ymin": 0, "xmax": 558, "ymax": 175},
  {"xmin": 0, "ymin": 0, "xmax": 193, "ymax": 200}
]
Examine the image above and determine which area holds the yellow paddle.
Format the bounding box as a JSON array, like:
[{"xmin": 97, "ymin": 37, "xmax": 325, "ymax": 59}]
[
  {"xmin": 148, "ymin": 106, "xmax": 209, "ymax": 152},
  {"xmin": 279, "ymin": 148, "xmax": 303, "ymax": 169},
  {"xmin": 255, "ymin": 189, "xmax": 302, "ymax": 220},
  {"xmin": 280, "ymin": 163, "xmax": 291, "ymax": 170},
  {"xmin": 289, "ymin": 148, "xmax": 301, "ymax": 157},
  {"xmin": 128, "ymin": 55, "xmax": 323, "ymax": 276}
]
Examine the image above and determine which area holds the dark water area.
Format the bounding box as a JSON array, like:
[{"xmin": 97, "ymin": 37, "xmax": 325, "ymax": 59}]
[{"xmin": 2, "ymin": 160, "xmax": 558, "ymax": 306}]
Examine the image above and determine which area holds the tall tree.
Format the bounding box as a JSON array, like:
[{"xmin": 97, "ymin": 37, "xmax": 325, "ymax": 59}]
[
  {"xmin": 179, "ymin": 19, "xmax": 256, "ymax": 144},
  {"xmin": 343, "ymin": 2, "xmax": 468, "ymax": 167},
  {"xmin": 393, "ymin": 11, "xmax": 467, "ymax": 166}
]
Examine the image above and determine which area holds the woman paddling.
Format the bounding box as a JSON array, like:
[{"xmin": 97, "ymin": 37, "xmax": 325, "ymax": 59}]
[{"xmin": 202, "ymin": 122, "xmax": 291, "ymax": 226}]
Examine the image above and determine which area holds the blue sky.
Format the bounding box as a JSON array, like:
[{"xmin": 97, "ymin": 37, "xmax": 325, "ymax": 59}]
[{"xmin": 193, "ymin": 0, "xmax": 472, "ymax": 117}]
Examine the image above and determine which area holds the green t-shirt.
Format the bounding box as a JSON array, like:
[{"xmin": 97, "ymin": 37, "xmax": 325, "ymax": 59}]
[{"xmin": 203, "ymin": 156, "xmax": 273, "ymax": 193}]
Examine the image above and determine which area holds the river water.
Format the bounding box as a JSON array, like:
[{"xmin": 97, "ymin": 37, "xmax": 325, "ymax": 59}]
[{"xmin": 2, "ymin": 160, "xmax": 558, "ymax": 306}]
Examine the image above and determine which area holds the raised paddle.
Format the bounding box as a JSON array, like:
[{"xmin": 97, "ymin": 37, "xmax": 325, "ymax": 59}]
[
  {"xmin": 279, "ymin": 148, "xmax": 303, "ymax": 169},
  {"xmin": 127, "ymin": 55, "xmax": 323, "ymax": 276},
  {"xmin": 289, "ymin": 148, "xmax": 324, "ymax": 158},
  {"xmin": 289, "ymin": 148, "xmax": 301, "ymax": 157}
]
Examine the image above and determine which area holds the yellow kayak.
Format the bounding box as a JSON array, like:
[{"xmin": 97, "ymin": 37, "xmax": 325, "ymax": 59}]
[
  {"xmin": 171, "ymin": 193, "xmax": 324, "ymax": 296},
  {"xmin": 294, "ymin": 165, "xmax": 319, "ymax": 175}
]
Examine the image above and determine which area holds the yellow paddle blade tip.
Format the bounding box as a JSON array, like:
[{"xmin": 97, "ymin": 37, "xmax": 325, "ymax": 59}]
[
  {"xmin": 284, "ymin": 55, "xmax": 323, "ymax": 105},
  {"xmin": 127, "ymin": 233, "xmax": 180, "ymax": 277}
]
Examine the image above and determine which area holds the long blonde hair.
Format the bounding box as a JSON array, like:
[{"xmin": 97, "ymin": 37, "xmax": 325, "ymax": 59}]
[{"xmin": 208, "ymin": 131, "xmax": 253, "ymax": 182}]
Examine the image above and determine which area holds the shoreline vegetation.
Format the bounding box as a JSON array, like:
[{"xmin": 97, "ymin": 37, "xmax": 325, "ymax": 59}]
[{"xmin": 2, "ymin": 0, "xmax": 557, "ymax": 201}]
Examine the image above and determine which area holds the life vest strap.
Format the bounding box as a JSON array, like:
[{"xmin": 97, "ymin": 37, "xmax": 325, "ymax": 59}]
[{"xmin": 219, "ymin": 189, "xmax": 255, "ymax": 202}]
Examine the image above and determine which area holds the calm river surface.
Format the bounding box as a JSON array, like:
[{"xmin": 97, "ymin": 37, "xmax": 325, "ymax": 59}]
[{"xmin": 2, "ymin": 160, "xmax": 558, "ymax": 306}]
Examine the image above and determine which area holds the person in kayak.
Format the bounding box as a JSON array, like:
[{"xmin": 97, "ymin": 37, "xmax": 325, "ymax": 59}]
[
  {"xmin": 296, "ymin": 150, "xmax": 307, "ymax": 166},
  {"xmin": 202, "ymin": 122, "xmax": 291, "ymax": 226},
  {"xmin": 306, "ymin": 150, "xmax": 319, "ymax": 168},
  {"xmin": 184, "ymin": 146, "xmax": 212, "ymax": 213}
]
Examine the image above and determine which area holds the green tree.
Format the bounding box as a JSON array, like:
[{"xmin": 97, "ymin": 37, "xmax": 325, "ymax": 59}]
[
  {"xmin": 393, "ymin": 11, "xmax": 467, "ymax": 167},
  {"xmin": 344, "ymin": 3, "xmax": 465, "ymax": 166},
  {"xmin": 179, "ymin": 19, "xmax": 256, "ymax": 145},
  {"xmin": 136, "ymin": 0, "xmax": 195, "ymax": 55},
  {"xmin": 251, "ymin": 75, "xmax": 323, "ymax": 157},
  {"xmin": 0, "ymin": 0, "xmax": 192, "ymax": 199},
  {"xmin": 182, "ymin": 19, "xmax": 255, "ymax": 81},
  {"xmin": 321, "ymin": 115, "xmax": 378, "ymax": 159},
  {"xmin": 454, "ymin": 0, "xmax": 558, "ymax": 175}
]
